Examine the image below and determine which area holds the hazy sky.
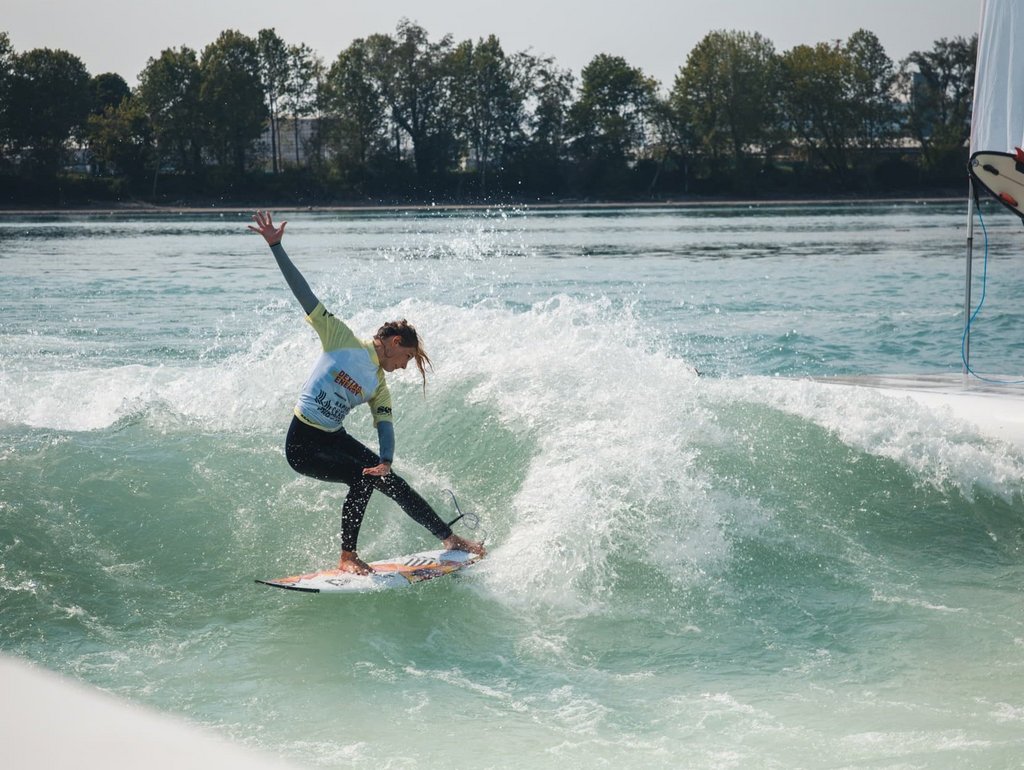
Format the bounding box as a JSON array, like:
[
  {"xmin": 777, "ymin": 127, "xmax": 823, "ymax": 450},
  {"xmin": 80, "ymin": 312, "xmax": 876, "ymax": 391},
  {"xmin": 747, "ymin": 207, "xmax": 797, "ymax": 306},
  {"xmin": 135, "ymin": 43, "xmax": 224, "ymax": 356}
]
[{"xmin": 5, "ymin": 0, "xmax": 981, "ymax": 88}]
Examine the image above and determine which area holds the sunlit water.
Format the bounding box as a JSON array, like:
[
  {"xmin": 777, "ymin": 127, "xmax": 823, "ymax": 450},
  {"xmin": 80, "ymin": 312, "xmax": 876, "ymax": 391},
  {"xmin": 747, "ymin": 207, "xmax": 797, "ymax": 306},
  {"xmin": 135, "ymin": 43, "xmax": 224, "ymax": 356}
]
[{"xmin": 2, "ymin": 202, "xmax": 1023, "ymax": 768}]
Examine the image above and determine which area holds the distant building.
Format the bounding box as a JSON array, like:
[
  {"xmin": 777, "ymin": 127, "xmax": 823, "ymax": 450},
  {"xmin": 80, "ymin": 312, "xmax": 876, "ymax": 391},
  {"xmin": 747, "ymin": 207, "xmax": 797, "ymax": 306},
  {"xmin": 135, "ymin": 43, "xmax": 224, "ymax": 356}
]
[{"xmin": 257, "ymin": 117, "xmax": 322, "ymax": 171}]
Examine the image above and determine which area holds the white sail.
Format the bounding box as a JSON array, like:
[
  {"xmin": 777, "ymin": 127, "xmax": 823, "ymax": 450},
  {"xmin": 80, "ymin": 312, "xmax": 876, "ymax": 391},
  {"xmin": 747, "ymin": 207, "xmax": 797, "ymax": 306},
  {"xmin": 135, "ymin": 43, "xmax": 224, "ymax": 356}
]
[{"xmin": 970, "ymin": 0, "xmax": 1024, "ymax": 155}]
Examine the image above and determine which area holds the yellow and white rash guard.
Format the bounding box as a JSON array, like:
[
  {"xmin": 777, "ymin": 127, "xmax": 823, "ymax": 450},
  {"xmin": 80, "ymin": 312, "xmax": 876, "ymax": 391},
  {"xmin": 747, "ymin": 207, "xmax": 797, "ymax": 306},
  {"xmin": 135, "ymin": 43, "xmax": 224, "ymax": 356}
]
[{"xmin": 294, "ymin": 303, "xmax": 394, "ymax": 457}]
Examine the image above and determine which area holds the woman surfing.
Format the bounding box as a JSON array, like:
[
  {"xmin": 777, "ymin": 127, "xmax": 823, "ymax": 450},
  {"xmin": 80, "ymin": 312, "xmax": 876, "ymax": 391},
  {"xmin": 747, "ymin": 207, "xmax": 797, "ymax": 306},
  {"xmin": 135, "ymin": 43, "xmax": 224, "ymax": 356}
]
[{"xmin": 248, "ymin": 210, "xmax": 485, "ymax": 574}]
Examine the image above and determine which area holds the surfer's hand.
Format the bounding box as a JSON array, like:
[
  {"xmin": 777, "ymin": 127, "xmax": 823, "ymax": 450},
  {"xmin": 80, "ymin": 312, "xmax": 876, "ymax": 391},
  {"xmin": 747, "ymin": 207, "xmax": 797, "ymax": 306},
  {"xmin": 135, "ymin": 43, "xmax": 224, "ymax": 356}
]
[
  {"xmin": 248, "ymin": 210, "xmax": 287, "ymax": 246},
  {"xmin": 362, "ymin": 461, "xmax": 391, "ymax": 477},
  {"xmin": 443, "ymin": 534, "xmax": 486, "ymax": 556}
]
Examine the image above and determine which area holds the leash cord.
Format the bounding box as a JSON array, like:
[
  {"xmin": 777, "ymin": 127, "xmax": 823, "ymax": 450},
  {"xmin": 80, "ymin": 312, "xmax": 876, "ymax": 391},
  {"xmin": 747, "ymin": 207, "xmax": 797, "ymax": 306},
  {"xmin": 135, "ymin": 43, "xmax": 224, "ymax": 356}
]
[{"xmin": 961, "ymin": 202, "xmax": 1024, "ymax": 385}]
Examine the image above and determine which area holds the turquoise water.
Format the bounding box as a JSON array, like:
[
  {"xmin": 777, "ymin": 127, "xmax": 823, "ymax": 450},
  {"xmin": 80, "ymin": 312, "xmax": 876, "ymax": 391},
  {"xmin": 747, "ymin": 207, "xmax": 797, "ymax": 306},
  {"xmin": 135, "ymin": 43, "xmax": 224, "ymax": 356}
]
[{"xmin": 2, "ymin": 202, "xmax": 1024, "ymax": 768}]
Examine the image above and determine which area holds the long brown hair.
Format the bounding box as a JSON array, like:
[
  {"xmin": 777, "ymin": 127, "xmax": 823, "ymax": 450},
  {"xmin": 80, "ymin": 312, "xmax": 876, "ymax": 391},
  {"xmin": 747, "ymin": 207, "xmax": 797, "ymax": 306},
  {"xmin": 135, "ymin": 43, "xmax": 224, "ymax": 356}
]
[{"xmin": 376, "ymin": 319, "xmax": 432, "ymax": 391}]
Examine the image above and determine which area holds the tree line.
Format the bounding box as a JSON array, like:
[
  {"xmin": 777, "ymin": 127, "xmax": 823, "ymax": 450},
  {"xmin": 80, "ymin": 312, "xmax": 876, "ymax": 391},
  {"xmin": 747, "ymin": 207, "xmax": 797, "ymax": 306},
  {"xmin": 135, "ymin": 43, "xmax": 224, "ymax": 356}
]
[{"xmin": 0, "ymin": 21, "xmax": 978, "ymax": 205}]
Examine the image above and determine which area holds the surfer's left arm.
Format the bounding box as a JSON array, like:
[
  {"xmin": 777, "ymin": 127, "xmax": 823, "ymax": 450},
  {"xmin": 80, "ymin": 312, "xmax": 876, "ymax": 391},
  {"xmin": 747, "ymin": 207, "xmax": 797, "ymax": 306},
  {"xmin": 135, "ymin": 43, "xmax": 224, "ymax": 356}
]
[
  {"xmin": 362, "ymin": 385, "xmax": 394, "ymax": 476},
  {"xmin": 362, "ymin": 421, "xmax": 394, "ymax": 476}
]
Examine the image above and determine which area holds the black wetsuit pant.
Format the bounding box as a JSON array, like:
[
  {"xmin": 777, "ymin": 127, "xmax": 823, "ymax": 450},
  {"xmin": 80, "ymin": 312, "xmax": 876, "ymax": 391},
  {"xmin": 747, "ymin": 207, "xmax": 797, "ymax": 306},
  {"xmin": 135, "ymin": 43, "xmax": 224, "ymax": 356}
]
[{"xmin": 285, "ymin": 417, "xmax": 452, "ymax": 552}]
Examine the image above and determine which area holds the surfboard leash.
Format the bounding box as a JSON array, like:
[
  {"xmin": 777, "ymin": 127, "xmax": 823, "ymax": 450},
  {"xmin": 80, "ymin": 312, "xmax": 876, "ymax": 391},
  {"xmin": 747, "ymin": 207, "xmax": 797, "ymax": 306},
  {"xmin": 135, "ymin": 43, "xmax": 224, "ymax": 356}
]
[
  {"xmin": 445, "ymin": 489, "xmax": 488, "ymax": 544},
  {"xmin": 962, "ymin": 200, "xmax": 1024, "ymax": 385}
]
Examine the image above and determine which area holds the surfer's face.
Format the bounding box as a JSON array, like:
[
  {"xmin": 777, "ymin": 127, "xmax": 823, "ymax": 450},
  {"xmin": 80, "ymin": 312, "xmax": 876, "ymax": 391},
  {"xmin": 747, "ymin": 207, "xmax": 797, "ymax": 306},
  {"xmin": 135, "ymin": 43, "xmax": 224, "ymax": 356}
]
[{"xmin": 378, "ymin": 337, "xmax": 416, "ymax": 372}]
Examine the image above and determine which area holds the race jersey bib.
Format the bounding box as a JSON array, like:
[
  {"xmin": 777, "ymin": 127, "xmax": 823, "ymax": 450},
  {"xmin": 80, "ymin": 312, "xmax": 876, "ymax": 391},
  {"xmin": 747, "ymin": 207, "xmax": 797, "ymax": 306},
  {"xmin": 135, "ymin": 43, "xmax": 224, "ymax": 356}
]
[{"xmin": 294, "ymin": 303, "xmax": 393, "ymax": 431}]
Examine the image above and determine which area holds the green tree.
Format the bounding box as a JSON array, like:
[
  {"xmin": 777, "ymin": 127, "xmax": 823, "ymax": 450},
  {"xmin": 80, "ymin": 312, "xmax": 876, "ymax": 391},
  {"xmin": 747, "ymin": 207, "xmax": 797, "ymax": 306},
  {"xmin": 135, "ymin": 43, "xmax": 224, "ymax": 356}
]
[
  {"xmin": 779, "ymin": 41, "xmax": 855, "ymax": 176},
  {"xmin": 282, "ymin": 42, "xmax": 321, "ymax": 167},
  {"xmin": 845, "ymin": 29, "xmax": 898, "ymax": 151},
  {"xmin": 199, "ymin": 30, "xmax": 268, "ymax": 174},
  {"xmin": 569, "ymin": 53, "xmax": 657, "ymax": 188},
  {"xmin": 449, "ymin": 35, "xmax": 530, "ymax": 194},
  {"xmin": 642, "ymin": 92, "xmax": 683, "ymax": 194},
  {"xmin": 522, "ymin": 59, "xmax": 574, "ymax": 192},
  {"xmin": 90, "ymin": 72, "xmax": 131, "ymax": 116},
  {"xmin": 366, "ymin": 20, "xmax": 458, "ymax": 190},
  {"xmin": 322, "ymin": 38, "xmax": 390, "ymax": 190},
  {"xmin": 0, "ymin": 32, "xmax": 15, "ymax": 157},
  {"xmin": 671, "ymin": 30, "xmax": 780, "ymax": 175},
  {"xmin": 257, "ymin": 28, "xmax": 289, "ymax": 174},
  {"xmin": 900, "ymin": 35, "xmax": 977, "ymax": 176},
  {"xmin": 87, "ymin": 72, "xmax": 134, "ymax": 176},
  {"xmin": 7, "ymin": 47, "xmax": 92, "ymax": 176},
  {"xmin": 137, "ymin": 47, "xmax": 204, "ymax": 177},
  {"xmin": 779, "ymin": 30, "xmax": 898, "ymax": 181},
  {"xmin": 86, "ymin": 95, "xmax": 153, "ymax": 185}
]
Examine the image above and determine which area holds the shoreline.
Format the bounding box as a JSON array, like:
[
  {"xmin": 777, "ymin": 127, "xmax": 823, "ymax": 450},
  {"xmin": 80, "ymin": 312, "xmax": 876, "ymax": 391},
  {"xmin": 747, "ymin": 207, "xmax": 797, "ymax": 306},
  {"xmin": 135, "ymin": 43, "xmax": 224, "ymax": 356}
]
[{"xmin": 0, "ymin": 194, "xmax": 966, "ymax": 217}]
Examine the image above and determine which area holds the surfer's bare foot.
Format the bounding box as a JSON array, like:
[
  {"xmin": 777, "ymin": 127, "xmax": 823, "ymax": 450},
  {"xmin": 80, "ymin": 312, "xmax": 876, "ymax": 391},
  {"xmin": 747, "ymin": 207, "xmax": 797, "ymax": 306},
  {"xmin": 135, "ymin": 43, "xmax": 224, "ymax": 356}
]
[
  {"xmin": 338, "ymin": 551, "xmax": 373, "ymax": 575},
  {"xmin": 442, "ymin": 534, "xmax": 486, "ymax": 556}
]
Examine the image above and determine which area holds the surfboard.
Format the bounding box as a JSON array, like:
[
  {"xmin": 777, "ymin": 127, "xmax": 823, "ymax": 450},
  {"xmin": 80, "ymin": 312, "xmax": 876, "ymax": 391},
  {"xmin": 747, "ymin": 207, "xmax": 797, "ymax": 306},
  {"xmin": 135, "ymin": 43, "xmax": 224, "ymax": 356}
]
[
  {"xmin": 969, "ymin": 149, "xmax": 1024, "ymax": 220},
  {"xmin": 256, "ymin": 548, "xmax": 483, "ymax": 594}
]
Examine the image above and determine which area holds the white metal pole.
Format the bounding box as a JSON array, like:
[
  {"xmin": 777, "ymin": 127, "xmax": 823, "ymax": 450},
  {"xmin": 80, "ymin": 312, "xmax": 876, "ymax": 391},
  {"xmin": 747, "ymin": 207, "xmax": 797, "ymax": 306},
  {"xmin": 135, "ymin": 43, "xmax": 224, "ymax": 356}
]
[{"xmin": 963, "ymin": 181, "xmax": 976, "ymax": 380}]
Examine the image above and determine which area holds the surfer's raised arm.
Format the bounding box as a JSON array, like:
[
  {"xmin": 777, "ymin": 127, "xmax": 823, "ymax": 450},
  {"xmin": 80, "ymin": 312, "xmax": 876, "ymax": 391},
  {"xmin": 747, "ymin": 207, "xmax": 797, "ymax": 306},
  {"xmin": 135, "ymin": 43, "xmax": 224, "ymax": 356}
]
[{"xmin": 248, "ymin": 210, "xmax": 319, "ymax": 316}]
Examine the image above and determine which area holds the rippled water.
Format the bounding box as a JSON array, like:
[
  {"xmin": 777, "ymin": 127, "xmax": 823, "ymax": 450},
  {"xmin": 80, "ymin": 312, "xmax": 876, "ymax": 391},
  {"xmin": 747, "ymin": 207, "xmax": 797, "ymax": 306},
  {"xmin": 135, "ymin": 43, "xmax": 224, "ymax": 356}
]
[{"xmin": 2, "ymin": 202, "xmax": 1023, "ymax": 768}]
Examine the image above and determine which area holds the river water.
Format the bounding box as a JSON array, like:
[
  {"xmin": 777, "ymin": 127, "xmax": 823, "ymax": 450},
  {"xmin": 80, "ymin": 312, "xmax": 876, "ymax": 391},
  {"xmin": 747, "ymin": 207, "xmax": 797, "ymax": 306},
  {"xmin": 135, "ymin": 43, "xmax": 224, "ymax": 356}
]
[{"xmin": 2, "ymin": 201, "xmax": 1023, "ymax": 768}]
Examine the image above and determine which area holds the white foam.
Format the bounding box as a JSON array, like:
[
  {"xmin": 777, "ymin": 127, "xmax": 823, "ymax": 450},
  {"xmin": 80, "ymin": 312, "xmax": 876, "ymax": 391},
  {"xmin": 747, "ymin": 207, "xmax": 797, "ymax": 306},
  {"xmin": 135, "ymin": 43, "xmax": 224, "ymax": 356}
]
[
  {"xmin": 0, "ymin": 322, "xmax": 308, "ymax": 433},
  {"xmin": 405, "ymin": 296, "xmax": 729, "ymax": 611},
  {"xmin": 712, "ymin": 376, "xmax": 1024, "ymax": 501}
]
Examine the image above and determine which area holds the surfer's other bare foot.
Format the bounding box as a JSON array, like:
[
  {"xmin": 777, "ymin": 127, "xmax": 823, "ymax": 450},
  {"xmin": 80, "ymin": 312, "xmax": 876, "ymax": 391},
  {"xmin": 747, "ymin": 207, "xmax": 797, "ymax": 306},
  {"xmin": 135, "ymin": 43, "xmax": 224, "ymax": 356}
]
[
  {"xmin": 442, "ymin": 534, "xmax": 486, "ymax": 556},
  {"xmin": 338, "ymin": 551, "xmax": 373, "ymax": 575}
]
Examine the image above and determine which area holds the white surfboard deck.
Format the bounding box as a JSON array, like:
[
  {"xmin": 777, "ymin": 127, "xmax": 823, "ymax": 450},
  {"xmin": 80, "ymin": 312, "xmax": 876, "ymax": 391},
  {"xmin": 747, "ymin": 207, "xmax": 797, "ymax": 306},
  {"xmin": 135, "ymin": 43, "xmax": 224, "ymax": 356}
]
[
  {"xmin": 256, "ymin": 548, "xmax": 483, "ymax": 594},
  {"xmin": 970, "ymin": 150, "xmax": 1024, "ymax": 218}
]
